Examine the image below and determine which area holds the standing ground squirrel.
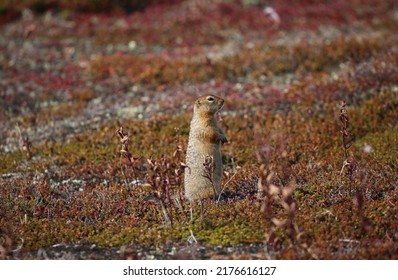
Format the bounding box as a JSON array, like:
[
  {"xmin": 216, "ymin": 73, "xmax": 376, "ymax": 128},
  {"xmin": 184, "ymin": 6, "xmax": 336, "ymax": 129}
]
[{"xmin": 184, "ymin": 95, "xmax": 227, "ymax": 200}]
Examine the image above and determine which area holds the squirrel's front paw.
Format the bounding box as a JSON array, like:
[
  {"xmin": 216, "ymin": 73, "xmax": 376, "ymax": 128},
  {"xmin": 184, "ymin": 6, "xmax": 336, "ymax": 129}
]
[{"xmin": 220, "ymin": 135, "xmax": 228, "ymax": 144}]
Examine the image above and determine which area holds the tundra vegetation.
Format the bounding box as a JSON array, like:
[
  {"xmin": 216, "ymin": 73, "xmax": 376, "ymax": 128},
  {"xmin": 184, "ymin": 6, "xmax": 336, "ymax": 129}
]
[{"xmin": 0, "ymin": 0, "xmax": 397, "ymax": 259}]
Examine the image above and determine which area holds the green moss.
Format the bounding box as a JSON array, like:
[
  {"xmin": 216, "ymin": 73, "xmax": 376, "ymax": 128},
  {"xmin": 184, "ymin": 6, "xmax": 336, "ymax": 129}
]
[
  {"xmin": 354, "ymin": 128, "xmax": 398, "ymax": 166},
  {"xmin": 0, "ymin": 151, "xmax": 26, "ymax": 174}
]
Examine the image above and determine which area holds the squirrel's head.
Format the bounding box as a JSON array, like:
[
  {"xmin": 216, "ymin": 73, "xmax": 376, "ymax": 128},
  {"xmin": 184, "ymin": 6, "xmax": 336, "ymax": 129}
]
[{"xmin": 194, "ymin": 95, "xmax": 224, "ymax": 116}]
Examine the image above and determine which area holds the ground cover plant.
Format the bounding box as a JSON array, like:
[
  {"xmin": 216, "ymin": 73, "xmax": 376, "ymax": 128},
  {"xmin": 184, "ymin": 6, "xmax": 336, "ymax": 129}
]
[{"xmin": 0, "ymin": 0, "xmax": 397, "ymax": 259}]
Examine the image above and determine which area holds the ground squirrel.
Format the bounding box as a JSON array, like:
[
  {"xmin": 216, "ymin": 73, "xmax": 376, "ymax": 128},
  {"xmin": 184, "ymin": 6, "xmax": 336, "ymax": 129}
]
[{"xmin": 184, "ymin": 95, "xmax": 227, "ymax": 200}]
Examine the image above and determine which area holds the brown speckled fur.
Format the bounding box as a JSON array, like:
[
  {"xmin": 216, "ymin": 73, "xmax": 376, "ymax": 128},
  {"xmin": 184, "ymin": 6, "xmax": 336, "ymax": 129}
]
[{"xmin": 184, "ymin": 95, "xmax": 227, "ymax": 200}]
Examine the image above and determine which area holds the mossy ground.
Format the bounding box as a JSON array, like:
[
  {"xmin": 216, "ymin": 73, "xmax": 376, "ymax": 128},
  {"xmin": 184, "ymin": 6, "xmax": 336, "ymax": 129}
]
[{"xmin": 1, "ymin": 0, "xmax": 397, "ymax": 259}]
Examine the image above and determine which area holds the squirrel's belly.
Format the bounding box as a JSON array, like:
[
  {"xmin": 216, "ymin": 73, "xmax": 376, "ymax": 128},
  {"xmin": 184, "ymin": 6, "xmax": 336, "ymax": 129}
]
[{"xmin": 184, "ymin": 141, "xmax": 222, "ymax": 200}]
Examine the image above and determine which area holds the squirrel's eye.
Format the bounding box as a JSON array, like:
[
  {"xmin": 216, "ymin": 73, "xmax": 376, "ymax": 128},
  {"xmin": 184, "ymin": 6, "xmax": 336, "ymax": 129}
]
[{"xmin": 207, "ymin": 96, "xmax": 215, "ymax": 102}]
